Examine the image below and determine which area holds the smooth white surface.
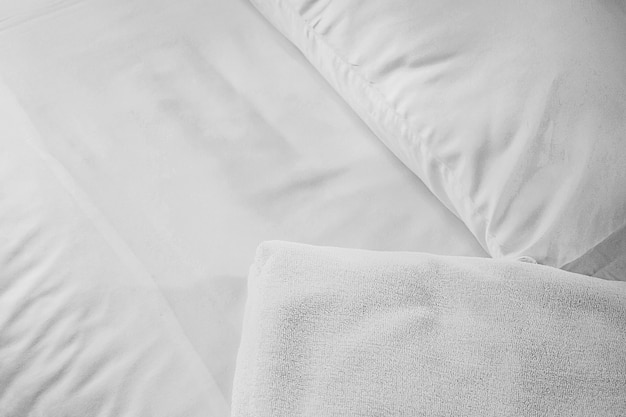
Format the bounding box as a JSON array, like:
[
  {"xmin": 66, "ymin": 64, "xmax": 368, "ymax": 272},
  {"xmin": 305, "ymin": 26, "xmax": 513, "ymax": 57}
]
[
  {"xmin": 233, "ymin": 241, "xmax": 626, "ymax": 416},
  {"xmin": 0, "ymin": 0, "xmax": 485, "ymax": 414},
  {"xmin": 252, "ymin": 0, "xmax": 626, "ymax": 270},
  {"xmin": 0, "ymin": 81, "xmax": 228, "ymax": 417}
]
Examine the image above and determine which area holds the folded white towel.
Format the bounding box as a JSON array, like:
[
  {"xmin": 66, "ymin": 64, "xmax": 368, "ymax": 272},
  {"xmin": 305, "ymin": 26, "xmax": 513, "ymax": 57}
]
[{"xmin": 232, "ymin": 241, "xmax": 626, "ymax": 416}]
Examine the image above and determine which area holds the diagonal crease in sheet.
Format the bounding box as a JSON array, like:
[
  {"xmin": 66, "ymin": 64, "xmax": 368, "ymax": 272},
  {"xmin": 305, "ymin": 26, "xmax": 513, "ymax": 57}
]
[{"xmin": 0, "ymin": 76, "xmax": 230, "ymax": 414}]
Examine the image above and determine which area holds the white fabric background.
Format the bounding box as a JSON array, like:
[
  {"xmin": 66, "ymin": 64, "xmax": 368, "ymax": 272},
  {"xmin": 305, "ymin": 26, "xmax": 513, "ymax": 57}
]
[{"xmin": 0, "ymin": 0, "xmax": 486, "ymax": 413}]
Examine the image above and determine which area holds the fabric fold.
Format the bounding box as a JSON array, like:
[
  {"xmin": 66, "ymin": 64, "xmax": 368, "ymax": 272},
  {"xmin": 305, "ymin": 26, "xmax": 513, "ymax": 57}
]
[{"xmin": 233, "ymin": 241, "xmax": 626, "ymax": 416}]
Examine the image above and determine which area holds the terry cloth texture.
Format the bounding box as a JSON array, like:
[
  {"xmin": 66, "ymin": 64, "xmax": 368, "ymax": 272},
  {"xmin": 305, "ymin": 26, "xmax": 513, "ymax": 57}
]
[{"xmin": 232, "ymin": 241, "xmax": 626, "ymax": 417}]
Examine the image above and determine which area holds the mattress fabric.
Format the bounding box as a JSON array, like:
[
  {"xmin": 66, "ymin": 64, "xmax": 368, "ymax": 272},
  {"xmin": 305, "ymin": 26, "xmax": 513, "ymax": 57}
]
[
  {"xmin": 250, "ymin": 0, "xmax": 626, "ymax": 273},
  {"xmin": 233, "ymin": 241, "xmax": 626, "ymax": 416}
]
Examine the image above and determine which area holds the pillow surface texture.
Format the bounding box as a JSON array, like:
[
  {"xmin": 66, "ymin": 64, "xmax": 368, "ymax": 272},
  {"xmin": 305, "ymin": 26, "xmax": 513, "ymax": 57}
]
[{"xmin": 250, "ymin": 0, "xmax": 626, "ymax": 271}]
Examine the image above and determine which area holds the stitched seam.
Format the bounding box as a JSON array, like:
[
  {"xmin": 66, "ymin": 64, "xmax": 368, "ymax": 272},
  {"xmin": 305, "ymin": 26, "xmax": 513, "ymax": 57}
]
[{"xmin": 271, "ymin": 0, "xmax": 508, "ymax": 256}]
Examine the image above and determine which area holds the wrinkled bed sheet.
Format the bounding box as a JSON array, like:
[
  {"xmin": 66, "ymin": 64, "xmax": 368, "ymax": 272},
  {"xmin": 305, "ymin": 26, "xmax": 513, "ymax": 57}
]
[{"xmin": 0, "ymin": 0, "xmax": 486, "ymax": 414}]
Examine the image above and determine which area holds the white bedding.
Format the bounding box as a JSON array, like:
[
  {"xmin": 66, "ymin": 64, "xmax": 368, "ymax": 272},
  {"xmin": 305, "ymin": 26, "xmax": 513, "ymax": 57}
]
[
  {"xmin": 0, "ymin": 86, "xmax": 229, "ymax": 416},
  {"xmin": 250, "ymin": 0, "xmax": 626, "ymax": 272},
  {"xmin": 233, "ymin": 241, "xmax": 626, "ymax": 416},
  {"xmin": 0, "ymin": 0, "xmax": 486, "ymax": 414}
]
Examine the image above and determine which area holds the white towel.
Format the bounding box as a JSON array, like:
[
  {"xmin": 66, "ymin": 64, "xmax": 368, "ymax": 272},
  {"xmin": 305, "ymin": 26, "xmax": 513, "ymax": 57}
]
[{"xmin": 232, "ymin": 241, "xmax": 626, "ymax": 416}]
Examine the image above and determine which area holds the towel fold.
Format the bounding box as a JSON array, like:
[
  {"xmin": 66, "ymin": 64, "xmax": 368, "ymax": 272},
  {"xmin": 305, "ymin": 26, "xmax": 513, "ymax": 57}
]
[{"xmin": 232, "ymin": 241, "xmax": 626, "ymax": 416}]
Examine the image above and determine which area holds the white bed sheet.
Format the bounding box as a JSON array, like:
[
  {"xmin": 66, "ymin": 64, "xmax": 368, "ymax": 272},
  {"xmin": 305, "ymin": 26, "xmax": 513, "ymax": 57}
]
[{"xmin": 0, "ymin": 0, "xmax": 486, "ymax": 413}]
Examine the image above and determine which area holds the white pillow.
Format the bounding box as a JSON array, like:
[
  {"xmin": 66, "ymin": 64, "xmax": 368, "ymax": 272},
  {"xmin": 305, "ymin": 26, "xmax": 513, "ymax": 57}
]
[{"xmin": 250, "ymin": 0, "xmax": 626, "ymax": 272}]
